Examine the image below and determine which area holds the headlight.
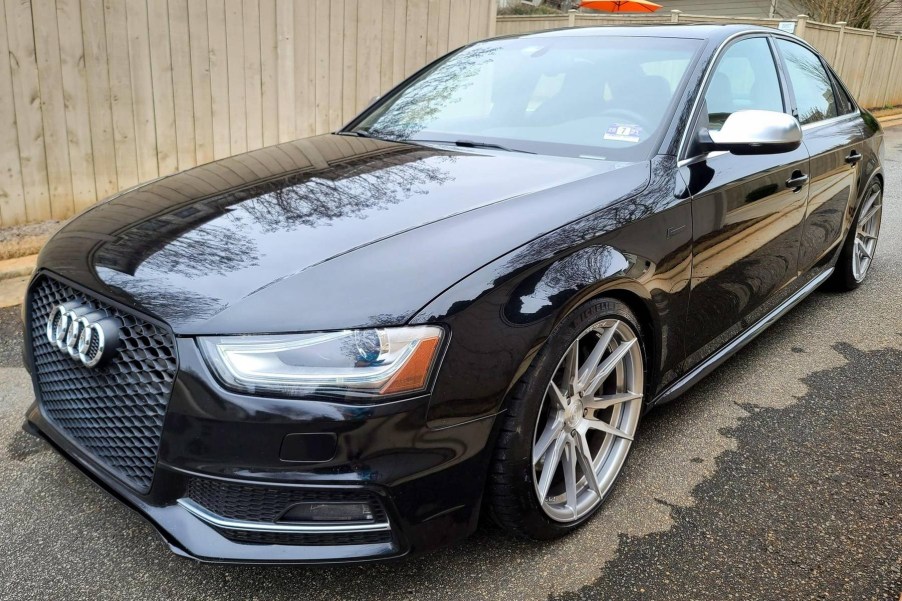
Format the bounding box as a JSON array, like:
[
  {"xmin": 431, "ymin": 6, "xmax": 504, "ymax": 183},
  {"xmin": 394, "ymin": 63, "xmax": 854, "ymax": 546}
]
[{"xmin": 198, "ymin": 326, "xmax": 444, "ymax": 400}]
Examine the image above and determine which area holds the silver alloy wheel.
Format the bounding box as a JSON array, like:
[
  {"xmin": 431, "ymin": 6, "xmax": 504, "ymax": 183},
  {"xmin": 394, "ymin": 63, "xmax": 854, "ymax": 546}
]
[
  {"xmin": 853, "ymin": 185, "xmax": 882, "ymax": 282},
  {"xmin": 532, "ymin": 318, "xmax": 643, "ymax": 522}
]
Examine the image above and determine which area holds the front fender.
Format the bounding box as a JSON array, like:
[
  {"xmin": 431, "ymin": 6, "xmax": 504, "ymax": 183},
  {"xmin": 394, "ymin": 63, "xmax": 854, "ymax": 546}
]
[{"xmin": 412, "ymin": 171, "xmax": 693, "ymax": 428}]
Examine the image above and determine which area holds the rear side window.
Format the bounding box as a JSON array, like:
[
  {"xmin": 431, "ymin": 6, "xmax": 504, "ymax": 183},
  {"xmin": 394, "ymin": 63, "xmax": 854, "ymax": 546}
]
[
  {"xmin": 829, "ymin": 70, "xmax": 857, "ymax": 115},
  {"xmin": 777, "ymin": 39, "xmax": 837, "ymax": 125},
  {"xmin": 704, "ymin": 37, "xmax": 784, "ymax": 131}
]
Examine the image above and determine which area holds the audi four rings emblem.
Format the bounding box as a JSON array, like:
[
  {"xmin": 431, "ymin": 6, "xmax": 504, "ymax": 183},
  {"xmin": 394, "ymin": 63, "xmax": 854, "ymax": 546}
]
[{"xmin": 45, "ymin": 301, "xmax": 121, "ymax": 367}]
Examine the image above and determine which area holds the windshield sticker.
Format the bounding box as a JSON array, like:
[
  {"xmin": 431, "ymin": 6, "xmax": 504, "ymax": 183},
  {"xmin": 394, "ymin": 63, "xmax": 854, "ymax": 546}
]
[{"xmin": 604, "ymin": 124, "xmax": 642, "ymax": 143}]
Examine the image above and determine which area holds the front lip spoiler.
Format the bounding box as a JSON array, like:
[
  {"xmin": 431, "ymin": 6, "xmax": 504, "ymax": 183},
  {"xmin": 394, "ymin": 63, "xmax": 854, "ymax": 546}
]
[{"xmin": 22, "ymin": 410, "xmax": 408, "ymax": 565}]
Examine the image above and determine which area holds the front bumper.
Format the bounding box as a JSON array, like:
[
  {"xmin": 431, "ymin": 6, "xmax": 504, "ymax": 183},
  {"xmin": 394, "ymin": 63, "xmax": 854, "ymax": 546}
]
[{"xmin": 23, "ymin": 337, "xmax": 499, "ymax": 564}]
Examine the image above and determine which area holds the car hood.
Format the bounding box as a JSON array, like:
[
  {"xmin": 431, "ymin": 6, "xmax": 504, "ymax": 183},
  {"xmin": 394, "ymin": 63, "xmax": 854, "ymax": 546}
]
[{"xmin": 38, "ymin": 134, "xmax": 649, "ymax": 334}]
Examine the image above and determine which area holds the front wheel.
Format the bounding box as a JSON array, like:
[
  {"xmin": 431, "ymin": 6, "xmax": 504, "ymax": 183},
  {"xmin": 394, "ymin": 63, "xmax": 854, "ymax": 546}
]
[
  {"xmin": 829, "ymin": 180, "xmax": 883, "ymax": 291},
  {"xmin": 488, "ymin": 298, "xmax": 646, "ymax": 540}
]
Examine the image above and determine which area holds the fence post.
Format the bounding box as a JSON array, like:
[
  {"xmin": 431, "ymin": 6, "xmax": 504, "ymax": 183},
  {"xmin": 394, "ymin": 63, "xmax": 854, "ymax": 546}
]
[
  {"xmin": 568, "ymin": 9, "xmax": 576, "ymax": 28},
  {"xmin": 834, "ymin": 22, "xmax": 847, "ymax": 70},
  {"xmin": 883, "ymin": 35, "xmax": 902, "ymax": 107},
  {"xmin": 670, "ymin": 10, "xmax": 680, "ymax": 23},
  {"xmin": 795, "ymin": 14, "xmax": 808, "ymax": 38}
]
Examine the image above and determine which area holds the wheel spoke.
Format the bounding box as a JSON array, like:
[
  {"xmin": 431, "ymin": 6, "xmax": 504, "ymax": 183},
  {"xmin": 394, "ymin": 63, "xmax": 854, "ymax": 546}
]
[
  {"xmin": 562, "ymin": 442, "xmax": 579, "ymax": 517},
  {"xmin": 860, "ymin": 202, "xmax": 881, "ymax": 225},
  {"xmin": 855, "ymin": 237, "xmax": 872, "ymax": 260},
  {"xmin": 575, "ymin": 432, "xmax": 602, "ymax": 496},
  {"xmin": 533, "ymin": 417, "xmax": 564, "ymax": 465},
  {"xmin": 857, "ymin": 228, "xmax": 877, "ymax": 241},
  {"xmin": 564, "ymin": 343, "xmax": 580, "ymax": 395},
  {"xmin": 583, "ymin": 338, "xmax": 636, "ymax": 398},
  {"xmin": 583, "ymin": 417, "xmax": 634, "ymax": 441},
  {"xmin": 537, "ymin": 434, "xmax": 566, "ymax": 501},
  {"xmin": 584, "ymin": 391, "xmax": 643, "ymax": 411},
  {"xmin": 548, "ymin": 380, "xmax": 569, "ymax": 412},
  {"xmin": 577, "ymin": 326, "xmax": 616, "ymax": 389}
]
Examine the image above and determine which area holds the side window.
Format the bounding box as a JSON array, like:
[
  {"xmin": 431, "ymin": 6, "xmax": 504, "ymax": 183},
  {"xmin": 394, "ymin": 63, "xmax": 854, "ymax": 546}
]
[
  {"xmin": 829, "ymin": 70, "xmax": 856, "ymax": 115},
  {"xmin": 704, "ymin": 37, "xmax": 783, "ymax": 131},
  {"xmin": 777, "ymin": 39, "xmax": 837, "ymax": 125}
]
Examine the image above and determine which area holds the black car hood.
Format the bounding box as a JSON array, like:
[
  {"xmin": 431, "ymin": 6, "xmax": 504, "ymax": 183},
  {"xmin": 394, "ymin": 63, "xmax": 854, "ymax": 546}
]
[{"xmin": 38, "ymin": 134, "xmax": 650, "ymax": 334}]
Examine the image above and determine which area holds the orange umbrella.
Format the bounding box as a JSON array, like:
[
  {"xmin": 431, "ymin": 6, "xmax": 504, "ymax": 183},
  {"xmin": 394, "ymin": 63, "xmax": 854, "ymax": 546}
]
[{"xmin": 579, "ymin": 0, "xmax": 662, "ymax": 12}]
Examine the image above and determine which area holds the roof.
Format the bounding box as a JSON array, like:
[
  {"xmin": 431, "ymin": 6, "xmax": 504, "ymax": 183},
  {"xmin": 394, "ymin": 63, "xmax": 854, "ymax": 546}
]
[{"xmin": 517, "ymin": 24, "xmax": 773, "ymax": 43}]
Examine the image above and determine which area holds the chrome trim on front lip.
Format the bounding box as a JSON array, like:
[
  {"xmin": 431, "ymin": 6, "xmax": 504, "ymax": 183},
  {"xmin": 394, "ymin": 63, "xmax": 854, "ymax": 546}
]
[{"xmin": 176, "ymin": 498, "xmax": 393, "ymax": 534}]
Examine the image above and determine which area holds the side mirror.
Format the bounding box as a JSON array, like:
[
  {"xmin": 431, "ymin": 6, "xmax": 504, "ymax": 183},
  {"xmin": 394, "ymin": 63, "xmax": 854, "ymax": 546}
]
[{"xmin": 699, "ymin": 110, "xmax": 802, "ymax": 155}]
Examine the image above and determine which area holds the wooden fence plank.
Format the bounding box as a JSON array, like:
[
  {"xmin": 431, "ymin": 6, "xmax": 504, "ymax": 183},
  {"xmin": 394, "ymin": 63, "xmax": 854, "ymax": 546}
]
[
  {"xmin": 8, "ymin": 0, "xmax": 53, "ymax": 224},
  {"xmin": 328, "ymin": 0, "xmax": 343, "ymax": 130},
  {"xmin": 447, "ymin": 0, "xmax": 469, "ymax": 51},
  {"xmin": 0, "ymin": 0, "xmax": 25, "ymax": 225},
  {"xmin": 275, "ymin": 0, "xmax": 294, "ymax": 142},
  {"xmin": 293, "ymin": 0, "xmax": 315, "ymax": 137},
  {"xmin": 259, "ymin": 0, "xmax": 277, "ymax": 146},
  {"xmin": 426, "ymin": 0, "xmax": 441, "ymax": 63},
  {"xmin": 405, "ymin": 0, "xmax": 428, "ymax": 75},
  {"xmin": 243, "ymin": 0, "xmax": 262, "ymax": 150},
  {"xmin": 391, "ymin": 0, "xmax": 406, "ymax": 82},
  {"xmin": 187, "ymin": 0, "xmax": 213, "ymax": 164},
  {"xmin": 80, "ymin": 0, "xmax": 117, "ymax": 199},
  {"xmin": 436, "ymin": 0, "xmax": 450, "ymax": 56},
  {"xmin": 103, "ymin": 0, "xmax": 139, "ymax": 190},
  {"xmin": 314, "ymin": 0, "xmax": 329, "ymax": 132},
  {"xmin": 126, "ymin": 0, "xmax": 159, "ymax": 182},
  {"xmin": 356, "ymin": 0, "xmax": 381, "ymax": 112},
  {"xmin": 33, "ymin": 0, "xmax": 74, "ymax": 219},
  {"xmin": 167, "ymin": 0, "xmax": 196, "ymax": 171},
  {"xmin": 56, "ymin": 0, "xmax": 96, "ymax": 212},
  {"xmin": 225, "ymin": 0, "xmax": 246, "ymax": 154},
  {"xmin": 379, "ymin": 0, "xmax": 395, "ymax": 92},
  {"xmin": 342, "ymin": 0, "xmax": 357, "ymax": 125},
  {"xmin": 207, "ymin": 0, "xmax": 230, "ymax": 158},
  {"xmin": 147, "ymin": 0, "xmax": 179, "ymax": 175}
]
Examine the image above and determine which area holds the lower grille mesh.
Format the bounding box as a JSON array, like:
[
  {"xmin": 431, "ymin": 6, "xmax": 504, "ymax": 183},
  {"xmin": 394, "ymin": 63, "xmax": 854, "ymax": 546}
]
[
  {"xmin": 29, "ymin": 275, "xmax": 177, "ymax": 493},
  {"xmin": 186, "ymin": 478, "xmax": 389, "ymax": 523}
]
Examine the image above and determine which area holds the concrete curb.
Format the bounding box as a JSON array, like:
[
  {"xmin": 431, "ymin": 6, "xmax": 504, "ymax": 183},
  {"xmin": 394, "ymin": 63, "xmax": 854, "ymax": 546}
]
[
  {"xmin": 0, "ymin": 254, "xmax": 36, "ymax": 309},
  {"xmin": 878, "ymin": 114, "xmax": 902, "ymax": 128},
  {"xmin": 0, "ymin": 255, "xmax": 37, "ymax": 281},
  {"xmin": 0, "ymin": 276, "xmax": 28, "ymax": 309}
]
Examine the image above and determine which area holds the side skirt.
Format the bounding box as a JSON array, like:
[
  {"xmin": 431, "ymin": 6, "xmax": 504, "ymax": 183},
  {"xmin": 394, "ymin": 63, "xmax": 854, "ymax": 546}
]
[{"xmin": 650, "ymin": 266, "xmax": 834, "ymax": 407}]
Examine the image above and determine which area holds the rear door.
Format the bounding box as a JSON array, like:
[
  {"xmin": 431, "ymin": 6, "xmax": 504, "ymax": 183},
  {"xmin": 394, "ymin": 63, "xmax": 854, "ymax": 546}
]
[
  {"xmin": 773, "ymin": 38, "xmax": 865, "ymax": 273},
  {"xmin": 679, "ymin": 35, "xmax": 810, "ymax": 368}
]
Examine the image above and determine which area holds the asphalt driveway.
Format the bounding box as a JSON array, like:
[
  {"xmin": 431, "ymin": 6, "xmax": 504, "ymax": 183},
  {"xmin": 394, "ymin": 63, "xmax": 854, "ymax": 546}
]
[{"xmin": 1, "ymin": 129, "xmax": 900, "ymax": 601}]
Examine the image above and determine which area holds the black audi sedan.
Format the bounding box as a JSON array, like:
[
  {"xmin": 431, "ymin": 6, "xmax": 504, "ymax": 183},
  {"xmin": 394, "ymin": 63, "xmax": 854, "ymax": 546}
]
[{"xmin": 22, "ymin": 24, "xmax": 884, "ymax": 564}]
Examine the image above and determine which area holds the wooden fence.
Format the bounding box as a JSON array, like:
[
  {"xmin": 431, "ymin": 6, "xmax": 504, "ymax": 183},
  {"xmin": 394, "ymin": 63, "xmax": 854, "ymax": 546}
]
[
  {"xmin": 0, "ymin": 0, "xmax": 496, "ymax": 227},
  {"xmin": 497, "ymin": 11, "xmax": 902, "ymax": 112}
]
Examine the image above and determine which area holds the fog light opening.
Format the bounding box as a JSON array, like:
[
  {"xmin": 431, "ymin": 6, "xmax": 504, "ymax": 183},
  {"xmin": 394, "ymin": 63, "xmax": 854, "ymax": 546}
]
[{"xmin": 278, "ymin": 502, "xmax": 376, "ymax": 524}]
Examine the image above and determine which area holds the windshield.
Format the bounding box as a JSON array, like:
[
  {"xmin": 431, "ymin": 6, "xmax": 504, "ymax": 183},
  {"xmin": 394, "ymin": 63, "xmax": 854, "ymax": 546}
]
[{"xmin": 352, "ymin": 35, "xmax": 703, "ymax": 160}]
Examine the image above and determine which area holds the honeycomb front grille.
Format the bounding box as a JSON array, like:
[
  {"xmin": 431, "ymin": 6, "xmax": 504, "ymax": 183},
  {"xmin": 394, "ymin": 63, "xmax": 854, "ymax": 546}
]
[
  {"xmin": 186, "ymin": 478, "xmax": 389, "ymax": 524},
  {"xmin": 29, "ymin": 275, "xmax": 178, "ymax": 493}
]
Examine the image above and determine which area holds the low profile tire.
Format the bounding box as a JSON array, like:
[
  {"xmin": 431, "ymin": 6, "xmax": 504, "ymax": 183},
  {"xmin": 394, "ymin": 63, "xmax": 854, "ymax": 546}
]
[
  {"xmin": 488, "ymin": 298, "xmax": 647, "ymax": 540},
  {"xmin": 829, "ymin": 180, "xmax": 883, "ymax": 291}
]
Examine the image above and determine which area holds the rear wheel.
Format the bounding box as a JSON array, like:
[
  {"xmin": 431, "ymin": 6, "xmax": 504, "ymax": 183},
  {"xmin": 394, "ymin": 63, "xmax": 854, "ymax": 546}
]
[
  {"xmin": 830, "ymin": 181, "xmax": 883, "ymax": 291},
  {"xmin": 488, "ymin": 298, "xmax": 646, "ymax": 540}
]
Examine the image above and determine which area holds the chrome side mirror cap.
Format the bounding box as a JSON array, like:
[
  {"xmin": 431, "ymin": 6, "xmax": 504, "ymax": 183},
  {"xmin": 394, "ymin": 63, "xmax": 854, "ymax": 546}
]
[{"xmin": 701, "ymin": 110, "xmax": 802, "ymax": 155}]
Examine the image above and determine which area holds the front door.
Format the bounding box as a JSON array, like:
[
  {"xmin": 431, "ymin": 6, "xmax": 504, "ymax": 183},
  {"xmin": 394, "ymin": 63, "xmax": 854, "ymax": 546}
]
[{"xmin": 679, "ymin": 36, "xmax": 810, "ymax": 367}]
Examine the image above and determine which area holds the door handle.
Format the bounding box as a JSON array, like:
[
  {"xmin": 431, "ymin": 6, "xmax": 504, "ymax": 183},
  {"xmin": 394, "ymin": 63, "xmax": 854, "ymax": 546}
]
[
  {"xmin": 785, "ymin": 171, "xmax": 809, "ymax": 191},
  {"xmin": 845, "ymin": 150, "xmax": 863, "ymax": 165}
]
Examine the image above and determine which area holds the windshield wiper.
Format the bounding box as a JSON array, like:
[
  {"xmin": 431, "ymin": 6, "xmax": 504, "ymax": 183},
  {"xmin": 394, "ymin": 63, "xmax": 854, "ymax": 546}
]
[
  {"xmin": 337, "ymin": 130, "xmax": 377, "ymax": 139},
  {"xmin": 411, "ymin": 139, "xmax": 535, "ymax": 154}
]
